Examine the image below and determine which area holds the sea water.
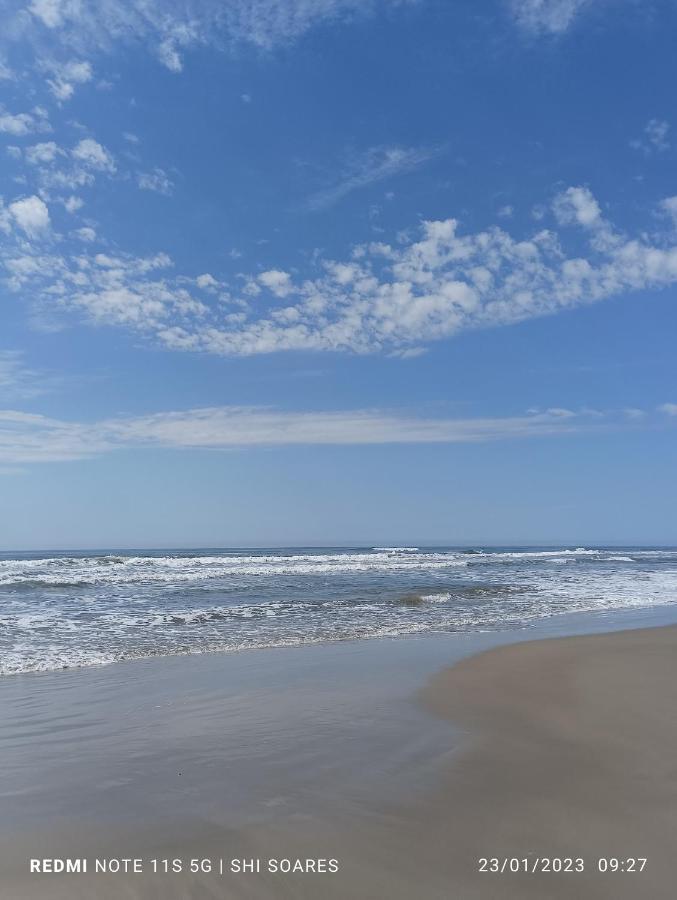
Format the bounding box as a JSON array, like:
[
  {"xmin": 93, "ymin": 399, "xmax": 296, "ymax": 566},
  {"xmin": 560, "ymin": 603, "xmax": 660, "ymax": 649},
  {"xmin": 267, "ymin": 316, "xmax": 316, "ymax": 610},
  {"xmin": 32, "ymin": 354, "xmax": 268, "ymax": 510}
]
[{"xmin": 1, "ymin": 545, "xmax": 676, "ymax": 675}]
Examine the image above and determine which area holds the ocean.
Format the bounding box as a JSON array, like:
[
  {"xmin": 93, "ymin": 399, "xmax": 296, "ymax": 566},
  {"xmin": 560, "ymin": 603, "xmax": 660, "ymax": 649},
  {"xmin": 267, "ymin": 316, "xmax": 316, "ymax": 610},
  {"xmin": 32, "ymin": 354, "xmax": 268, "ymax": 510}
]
[{"xmin": 1, "ymin": 546, "xmax": 676, "ymax": 675}]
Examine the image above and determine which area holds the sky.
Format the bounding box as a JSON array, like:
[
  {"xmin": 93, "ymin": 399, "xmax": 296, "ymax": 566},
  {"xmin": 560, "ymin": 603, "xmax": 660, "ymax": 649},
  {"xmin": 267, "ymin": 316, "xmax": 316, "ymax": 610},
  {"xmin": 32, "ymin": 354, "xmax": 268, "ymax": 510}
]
[{"xmin": 0, "ymin": 0, "xmax": 676, "ymax": 548}]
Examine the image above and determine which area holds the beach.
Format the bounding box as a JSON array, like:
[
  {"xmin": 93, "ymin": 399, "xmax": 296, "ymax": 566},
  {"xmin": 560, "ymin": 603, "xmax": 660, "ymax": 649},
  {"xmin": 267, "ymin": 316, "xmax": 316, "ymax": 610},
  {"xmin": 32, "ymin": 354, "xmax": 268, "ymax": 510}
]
[
  {"xmin": 416, "ymin": 624, "xmax": 677, "ymax": 898},
  {"xmin": 2, "ymin": 607, "xmax": 677, "ymax": 898},
  {"xmin": 2, "ymin": 0, "xmax": 676, "ymax": 894}
]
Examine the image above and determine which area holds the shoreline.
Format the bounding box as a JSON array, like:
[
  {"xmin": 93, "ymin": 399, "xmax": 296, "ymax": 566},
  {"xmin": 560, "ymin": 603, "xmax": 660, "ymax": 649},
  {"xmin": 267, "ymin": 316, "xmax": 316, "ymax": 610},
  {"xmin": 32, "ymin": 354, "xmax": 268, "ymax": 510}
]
[
  {"xmin": 232, "ymin": 623, "xmax": 677, "ymax": 899},
  {"xmin": 4, "ymin": 598, "xmax": 676, "ymax": 683},
  {"xmin": 5, "ymin": 545, "xmax": 674, "ymax": 680},
  {"xmin": 2, "ymin": 613, "xmax": 677, "ymax": 897}
]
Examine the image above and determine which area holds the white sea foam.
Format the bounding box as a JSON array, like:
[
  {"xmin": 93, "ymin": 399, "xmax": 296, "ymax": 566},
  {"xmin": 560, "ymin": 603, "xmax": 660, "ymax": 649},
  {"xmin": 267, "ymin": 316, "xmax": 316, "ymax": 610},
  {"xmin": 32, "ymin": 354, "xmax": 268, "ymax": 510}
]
[
  {"xmin": 3, "ymin": 546, "xmax": 661, "ymax": 588},
  {"xmin": 0, "ymin": 551, "xmax": 470, "ymax": 586},
  {"xmin": 1, "ymin": 546, "xmax": 676, "ymax": 675},
  {"xmin": 373, "ymin": 547, "xmax": 420, "ymax": 552}
]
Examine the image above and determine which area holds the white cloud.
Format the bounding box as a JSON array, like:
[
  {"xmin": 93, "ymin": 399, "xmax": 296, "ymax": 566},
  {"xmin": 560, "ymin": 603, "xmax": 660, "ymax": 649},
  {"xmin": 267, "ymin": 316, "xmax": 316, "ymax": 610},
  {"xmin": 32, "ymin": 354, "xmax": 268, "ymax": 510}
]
[
  {"xmin": 14, "ymin": 1, "xmax": 409, "ymax": 76},
  {"xmin": 511, "ymin": 0, "xmax": 591, "ymax": 33},
  {"xmin": 0, "ymin": 403, "xmax": 638, "ymax": 466},
  {"xmin": 8, "ymin": 195, "xmax": 50, "ymax": 238},
  {"xmin": 0, "ymin": 105, "xmax": 50, "ymax": 136},
  {"xmin": 552, "ymin": 185, "xmax": 601, "ymax": 227},
  {"xmin": 157, "ymin": 22, "xmax": 198, "ymax": 72},
  {"xmin": 45, "ymin": 59, "xmax": 93, "ymax": 101},
  {"xmin": 25, "ymin": 141, "xmax": 62, "ymax": 164},
  {"xmin": 75, "ymin": 226, "xmax": 96, "ymax": 242},
  {"xmin": 71, "ymin": 138, "xmax": 116, "ymax": 173},
  {"xmin": 645, "ymin": 118, "xmax": 670, "ymax": 150},
  {"xmin": 63, "ymin": 195, "xmax": 83, "ymax": 213},
  {"xmin": 29, "ymin": 0, "xmax": 65, "ymax": 28},
  {"xmin": 137, "ymin": 167, "xmax": 174, "ymax": 195},
  {"xmin": 196, "ymin": 273, "xmax": 219, "ymax": 289},
  {"xmin": 0, "ymin": 410, "xmax": 109, "ymax": 463},
  {"xmin": 21, "ymin": 139, "xmax": 115, "ymax": 195},
  {"xmin": 305, "ymin": 144, "xmax": 436, "ymax": 211},
  {"xmin": 0, "ymin": 200, "xmax": 11, "ymax": 235},
  {"xmin": 391, "ymin": 346, "xmax": 427, "ymax": 359},
  {"xmin": 259, "ymin": 269, "xmax": 293, "ymax": 297},
  {"xmin": 660, "ymin": 196, "xmax": 677, "ymax": 231},
  {"xmin": 5, "ymin": 185, "xmax": 677, "ymax": 358},
  {"xmin": 3, "ymin": 248, "xmax": 208, "ymax": 328},
  {"xmin": 631, "ymin": 118, "xmax": 671, "ymax": 154},
  {"xmin": 659, "ymin": 403, "xmax": 677, "ymax": 416},
  {"xmin": 21, "ymin": 138, "xmax": 117, "ymax": 195}
]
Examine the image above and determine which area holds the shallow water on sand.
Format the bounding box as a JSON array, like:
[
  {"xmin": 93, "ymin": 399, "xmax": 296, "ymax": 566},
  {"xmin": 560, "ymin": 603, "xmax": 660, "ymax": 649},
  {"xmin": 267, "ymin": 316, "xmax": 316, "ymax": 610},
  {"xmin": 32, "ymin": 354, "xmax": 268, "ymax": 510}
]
[{"xmin": 1, "ymin": 603, "xmax": 676, "ymax": 839}]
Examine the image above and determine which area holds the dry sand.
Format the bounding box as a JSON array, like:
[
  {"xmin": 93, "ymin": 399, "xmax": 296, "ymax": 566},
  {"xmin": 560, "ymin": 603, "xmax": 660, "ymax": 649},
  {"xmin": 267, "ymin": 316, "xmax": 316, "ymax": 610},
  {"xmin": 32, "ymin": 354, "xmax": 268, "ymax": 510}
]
[{"xmin": 6, "ymin": 625, "xmax": 677, "ymax": 898}]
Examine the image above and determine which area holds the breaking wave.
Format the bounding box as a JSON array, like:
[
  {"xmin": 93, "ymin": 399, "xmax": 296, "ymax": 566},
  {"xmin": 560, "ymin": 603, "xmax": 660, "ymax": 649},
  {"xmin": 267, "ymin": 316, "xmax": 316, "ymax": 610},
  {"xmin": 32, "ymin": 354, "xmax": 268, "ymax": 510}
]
[{"xmin": 1, "ymin": 545, "xmax": 676, "ymax": 675}]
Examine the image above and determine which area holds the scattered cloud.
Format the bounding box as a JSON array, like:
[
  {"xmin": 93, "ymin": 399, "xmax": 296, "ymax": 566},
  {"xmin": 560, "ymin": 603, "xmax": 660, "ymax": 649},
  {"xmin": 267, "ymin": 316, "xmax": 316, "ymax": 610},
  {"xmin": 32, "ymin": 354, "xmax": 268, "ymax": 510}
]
[
  {"xmin": 25, "ymin": 141, "xmax": 63, "ymax": 164},
  {"xmin": 63, "ymin": 195, "xmax": 83, "ymax": 213},
  {"xmin": 24, "ymin": 138, "xmax": 117, "ymax": 193},
  {"xmin": 390, "ymin": 346, "xmax": 427, "ymax": 359},
  {"xmin": 71, "ymin": 138, "xmax": 116, "ymax": 173},
  {"xmin": 644, "ymin": 118, "xmax": 670, "ymax": 151},
  {"xmin": 10, "ymin": 0, "xmax": 411, "ymax": 77},
  {"xmin": 0, "ymin": 403, "xmax": 653, "ymax": 466},
  {"xmin": 137, "ymin": 167, "xmax": 174, "ymax": 195},
  {"xmin": 552, "ymin": 185, "xmax": 601, "ymax": 227},
  {"xmin": 660, "ymin": 196, "xmax": 677, "ymax": 227},
  {"xmin": 4, "ymin": 185, "xmax": 677, "ymax": 358},
  {"xmin": 511, "ymin": 0, "xmax": 591, "ymax": 34},
  {"xmin": 0, "ymin": 105, "xmax": 50, "ymax": 136},
  {"xmin": 304, "ymin": 145, "xmax": 436, "ymax": 211},
  {"xmin": 196, "ymin": 273, "xmax": 219, "ymax": 290},
  {"xmin": 8, "ymin": 195, "xmax": 50, "ymax": 238},
  {"xmin": 156, "ymin": 21, "xmax": 199, "ymax": 71},
  {"xmin": 44, "ymin": 59, "xmax": 93, "ymax": 101},
  {"xmin": 3, "ymin": 247, "xmax": 208, "ymax": 329},
  {"xmin": 630, "ymin": 118, "xmax": 671, "ymax": 154},
  {"xmin": 258, "ymin": 269, "xmax": 294, "ymax": 297},
  {"xmin": 659, "ymin": 403, "xmax": 677, "ymax": 416},
  {"xmin": 28, "ymin": 0, "xmax": 66, "ymax": 28},
  {"xmin": 74, "ymin": 226, "xmax": 96, "ymax": 242},
  {"xmin": 0, "ymin": 200, "xmax": 11, "ymax": 235}
]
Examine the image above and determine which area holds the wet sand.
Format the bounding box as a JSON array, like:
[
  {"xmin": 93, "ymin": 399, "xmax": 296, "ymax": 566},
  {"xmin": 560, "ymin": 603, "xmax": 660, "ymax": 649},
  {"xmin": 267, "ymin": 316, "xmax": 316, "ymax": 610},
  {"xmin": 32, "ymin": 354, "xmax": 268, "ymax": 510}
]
[
  {"xmin": 3, "ymin": 621, "xmax": 677, "ymax": 898},
  {"xmin": 415, "ymin": 624, "xmax": 677, "ymax": 898}
]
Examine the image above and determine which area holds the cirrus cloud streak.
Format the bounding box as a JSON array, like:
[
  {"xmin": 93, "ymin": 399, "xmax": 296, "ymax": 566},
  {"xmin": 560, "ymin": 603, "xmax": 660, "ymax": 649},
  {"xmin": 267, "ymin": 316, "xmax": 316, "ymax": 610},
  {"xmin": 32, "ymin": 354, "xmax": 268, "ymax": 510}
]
[{"xmin": 0, "ymin": 403, "xmax": 669, "ymax": 467}]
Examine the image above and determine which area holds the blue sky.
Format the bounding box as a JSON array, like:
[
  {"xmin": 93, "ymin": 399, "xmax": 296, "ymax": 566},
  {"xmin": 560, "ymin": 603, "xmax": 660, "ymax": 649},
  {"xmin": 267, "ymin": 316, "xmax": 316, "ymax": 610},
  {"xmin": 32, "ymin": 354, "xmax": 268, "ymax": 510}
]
[{"xmin": 0, "ymin": 0, "xmax": 676, "ymax": 548}]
